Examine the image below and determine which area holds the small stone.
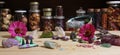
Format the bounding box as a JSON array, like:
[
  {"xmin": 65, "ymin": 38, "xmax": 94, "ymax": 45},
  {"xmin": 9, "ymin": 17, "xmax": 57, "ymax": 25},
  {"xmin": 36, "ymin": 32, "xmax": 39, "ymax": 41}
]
[
  {"xmin": 59, "ymin": 48, "xmax": 64, "ymax": 51},
  {"xmin": 72, "ymin": 38, "xmax": 78, "ymax": 42},
  {"xmin": 78, "ymin": 39, "xmax": 87, "ymax": 43},
  {"xmin": 101, "ymin": 43, "xmax": 111, "ymax": 48},
  {"xmin": 52, "ymin": 36, "xmax": 59, "ymax": 40},
  {"xmin": 94, "ymin": 41, "xmax": 101, "ymax": 45},
  {"xmin": 2, "ymin": 38, "xmax": 19, "ymax": 48},
  {"xmin": 70, "ymin": 31, "xmax": 76, "ymax": 40},
  {"xmin": 61, "ymin": 37, "xmax": 69, "ymax": 41}
]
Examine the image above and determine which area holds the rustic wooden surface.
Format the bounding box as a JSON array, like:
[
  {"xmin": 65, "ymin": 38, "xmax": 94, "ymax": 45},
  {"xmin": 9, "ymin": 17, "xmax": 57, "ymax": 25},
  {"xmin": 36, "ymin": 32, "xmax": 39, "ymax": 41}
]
[{"xmin": 0, "ymin": 31, "xmax": 120, "ymax": 55}]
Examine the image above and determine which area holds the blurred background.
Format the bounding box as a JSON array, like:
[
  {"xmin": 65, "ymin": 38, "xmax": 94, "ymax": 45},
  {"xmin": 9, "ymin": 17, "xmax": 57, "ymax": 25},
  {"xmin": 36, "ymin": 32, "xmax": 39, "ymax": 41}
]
[{"xmin": 2, "ymin": 0, "xmax": 113, "ymax": 18}]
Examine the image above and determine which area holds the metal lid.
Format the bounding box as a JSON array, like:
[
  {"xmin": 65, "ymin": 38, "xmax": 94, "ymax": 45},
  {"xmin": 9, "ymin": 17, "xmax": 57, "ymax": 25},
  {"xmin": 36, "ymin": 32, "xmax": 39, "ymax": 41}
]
[
  {"xmin": 88, "ymin": 8, "xmax": 94, "ymax": 12},
  {"xmin": 15, "ymin": 10, "xmax": 27, "ymax": 13},
  {"xmin": 29, "ymin": 10, "xmax": 40, "ymax": 12},
  {"xmin": 101, "ymin": 8, "xmax": 108, "ymax": 12},
  {"xmin": 43, "ymin": 8, "xmax": 52, "ymax": 11},
  {"xmin": 95, "ymin": 9, "xmax": 101, "ymax": 12},
  {"xmin": 42, "ymin": 16, "xmax": 52, "ymax": 19},
  {"xmin": 76, "ymin": 7, "xmax": 86, "ymax": 14},
  {"xmin": 2, "ymin": 8, "xmax": 10, "ymax": 11},
  {"xmin": 0, "ymin": 1, "xmax": 5, "ymax": 4},
  {"xmin": 30, "ymin": 2, "xmax": 39, "ymax": 5},
  {"xmin": 54, "ymin": 16, "xmax": 64, "ymax": 19},
  {"xmin": 57, "ymin": 5, "xmax": 62, "ymax": 8},
  {"xmin": 106, "ymin": 1, "xmax": 120, "ymax": 4}
]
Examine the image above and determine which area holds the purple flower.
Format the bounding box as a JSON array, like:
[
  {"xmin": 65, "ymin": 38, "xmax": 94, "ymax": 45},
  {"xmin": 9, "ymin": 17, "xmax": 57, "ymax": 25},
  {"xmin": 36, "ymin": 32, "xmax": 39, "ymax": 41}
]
[{"xmin": 8, "ymin": 21, "xmax": 27, "ymax": 37}]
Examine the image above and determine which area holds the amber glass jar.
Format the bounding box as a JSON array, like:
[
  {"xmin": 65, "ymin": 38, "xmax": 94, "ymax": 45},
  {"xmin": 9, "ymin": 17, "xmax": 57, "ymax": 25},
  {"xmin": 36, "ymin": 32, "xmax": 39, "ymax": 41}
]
[
  {"xmin": 0, "ymin": 8, "xmax": 12, "ymax": 31},
  {"xmin": 29, "ymin": 10, "xmax": 40, "ymax": 31}
]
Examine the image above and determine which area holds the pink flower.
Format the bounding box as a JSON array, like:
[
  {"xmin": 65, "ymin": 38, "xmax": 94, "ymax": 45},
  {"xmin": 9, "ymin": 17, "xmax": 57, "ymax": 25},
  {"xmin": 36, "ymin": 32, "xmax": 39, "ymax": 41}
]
[
  {"xmin": 79, "ymin": 24, "xmax": 95, "ymax": 42},
  {"xmin": 8, "ymin": 21, "xmax": 27, "ymax": 37}
]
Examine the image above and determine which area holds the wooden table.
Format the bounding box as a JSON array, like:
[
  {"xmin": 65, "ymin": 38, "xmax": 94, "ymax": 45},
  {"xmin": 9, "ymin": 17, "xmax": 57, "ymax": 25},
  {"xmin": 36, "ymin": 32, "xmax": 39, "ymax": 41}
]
[{"xmin": 0, "ymin": 31, "xmax": 120, "ymax": 55}]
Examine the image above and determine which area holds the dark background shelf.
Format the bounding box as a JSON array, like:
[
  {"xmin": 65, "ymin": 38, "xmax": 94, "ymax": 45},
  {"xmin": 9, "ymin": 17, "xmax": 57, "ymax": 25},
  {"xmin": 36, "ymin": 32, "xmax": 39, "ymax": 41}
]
[{"xmin": 2, "ymin": 0, "xmax": 113, "ymax": 18}]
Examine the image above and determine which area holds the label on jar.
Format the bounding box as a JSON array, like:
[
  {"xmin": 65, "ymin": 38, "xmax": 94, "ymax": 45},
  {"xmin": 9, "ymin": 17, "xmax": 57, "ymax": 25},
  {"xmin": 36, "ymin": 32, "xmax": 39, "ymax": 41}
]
[{"xmin": 44, "ymin": 12, "xmax": 52, "ymax": 16}]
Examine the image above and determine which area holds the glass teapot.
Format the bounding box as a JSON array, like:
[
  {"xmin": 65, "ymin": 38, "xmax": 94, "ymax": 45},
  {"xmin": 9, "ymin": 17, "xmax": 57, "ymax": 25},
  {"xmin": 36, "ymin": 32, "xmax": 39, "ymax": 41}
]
[{"xmin": 66, "ymin": 7, "xmax": 92, "ymax": 31}]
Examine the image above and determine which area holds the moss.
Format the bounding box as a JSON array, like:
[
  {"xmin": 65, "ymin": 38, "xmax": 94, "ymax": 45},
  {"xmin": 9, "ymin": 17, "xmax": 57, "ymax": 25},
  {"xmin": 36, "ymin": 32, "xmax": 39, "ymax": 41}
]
[{"xmin": 40, "ymin": 31, "xmax": 53, "ymax": 38}]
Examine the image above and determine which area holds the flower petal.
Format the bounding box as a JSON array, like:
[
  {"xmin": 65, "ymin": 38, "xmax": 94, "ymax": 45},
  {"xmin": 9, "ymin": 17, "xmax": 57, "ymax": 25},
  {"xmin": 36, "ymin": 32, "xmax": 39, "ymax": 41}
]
[
  {"xmin": 79, "ymin": 24, "xmax": 95, "ymax": 41},
  {"xmin": 8, "ymin": 21, "xmax": 27, "ymax": 37}
]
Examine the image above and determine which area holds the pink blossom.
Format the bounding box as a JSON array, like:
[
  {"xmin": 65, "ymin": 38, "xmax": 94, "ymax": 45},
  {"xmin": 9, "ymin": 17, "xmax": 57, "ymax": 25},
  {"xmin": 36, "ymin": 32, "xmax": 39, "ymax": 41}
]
[
  {"xmin": 79, "ymin": 24, "xmax": 95, "ymax": 42},
  {"xmin": 8, "ymin": 21, "xmax": 27, "ymax": 37}
]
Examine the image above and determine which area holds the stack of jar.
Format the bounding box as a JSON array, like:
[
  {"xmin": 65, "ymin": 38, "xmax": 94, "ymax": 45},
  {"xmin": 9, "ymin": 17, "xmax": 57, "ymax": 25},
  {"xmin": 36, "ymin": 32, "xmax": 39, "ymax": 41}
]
[
  {"xmin": 86, "ymin": 1, "xmax": 120, "ymax": 30},
  {"xmin": 87, "ymin": 7, "xmax": 120, "ymax": 30},
  {"xmin": 41, "ymin": 5, "xmax": 65, "ymax": 31}
]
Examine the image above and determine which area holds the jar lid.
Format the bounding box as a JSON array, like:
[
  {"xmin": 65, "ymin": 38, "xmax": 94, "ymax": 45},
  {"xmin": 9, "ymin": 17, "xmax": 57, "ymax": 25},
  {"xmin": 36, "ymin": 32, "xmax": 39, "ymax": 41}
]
[
  {"xmin": 54, "ymin": 16, "xmax": 64, "ymax": 19},
  {"xmin": 15, "ymin": 10, "xmax": 27, "ymax": 13},
  {"xmin": 0, "ymin": 1, "xmax": 5, "ymax": 4},
  {"xmin": 30, "ymin": 2, "xmax": 39, "ymax": 5},
  {"xmin": 2, "ymin": 8, "xmax": 10, "ymax": 11},
  {"xmin": 76, "ymin": 7, "xmax": 86, "ymax": 14},
  {"xmin": 88, "ymin": 8, "xmax": 94, "ymax": 12},
  {"xmin": 106, "ymin": 1, "xmax": 120, "ymax": 4},
  {"xmin": 57, "ymin": 5, "xmax": 62, "ymax": 8},
  {"xmin": 29, "ymin": 10, "xmax": 40, "ymax": 12},
  {"xmin": 42, "ymin": 16, "xmax": 52, "ymax": 19},
  {"xmin": 95, "ymin": 9, "xmax": 101, "ymax": 12},
  {"xmin": 110, "ymin": 4, "xmax": 119, "ymax": 7},
  {"xmin": 43, "ymin": 8, "xmax": 52, "ymax": 11},
  {"xmin": 101, "ymin": 8, "xmax": 108, "ymax": 12}
]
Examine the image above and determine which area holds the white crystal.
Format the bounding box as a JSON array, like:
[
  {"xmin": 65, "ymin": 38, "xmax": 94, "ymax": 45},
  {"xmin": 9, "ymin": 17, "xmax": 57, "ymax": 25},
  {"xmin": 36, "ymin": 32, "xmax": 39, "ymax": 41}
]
[
  {"xmin": 28, "ymin": 28, "xmax": 39, "ymax": 39},
  {"xmin": 55, "ymin": 26, "xmax": 65, "ymax": 37}
]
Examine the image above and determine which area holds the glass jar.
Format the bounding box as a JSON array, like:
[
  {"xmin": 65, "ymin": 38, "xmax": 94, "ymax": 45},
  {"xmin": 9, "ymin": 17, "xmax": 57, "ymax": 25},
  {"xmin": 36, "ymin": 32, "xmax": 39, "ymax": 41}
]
[
  {"xmin": 0, "ymin": 1, "xmax": 5, "ymax": 30},
  {"xmin": 101, "ymin": 8, "xmax": 108, "ymax": 30},
  {"xmin": 0, "ymin": 8, "xmax": 12, "ymax": 31},
  {"xmin": 30, "ymin": 2, "xmax": 39, "ymax": 11},
  {"xmin": 66, "ymin": 7, "xmax": 87, "ymax": 31},
  {"xmin": 94, "ymin": 9, "xmax": 101, "ymax": 29},
  {"xmin": 41, "ymin": 8, "xmax": 53, "ymax": 31},
  {"xmin": 41, "ymin": 17, "xmax": 53, "ymax": 31},
  {"xmin": 29, "ymin": 10, "xmax": 40, "ymax": 31},
  {"xmin": 40, "ymin": 8, "xmax": 53, "ymax": 38},
  {"xmin": 106, "ymin": 1, "xmax": 120, "ymax": 30},
  {"xmin": 54, "ymin": 5, "xmax": 65, "ymax": 30},
  {"xmin": 56, "ymin": 5, "xmax": 63, "ymax": 16},
  {"xmin": 14, "ymin": 10, "xmax": 27, "ymax": 24}
]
